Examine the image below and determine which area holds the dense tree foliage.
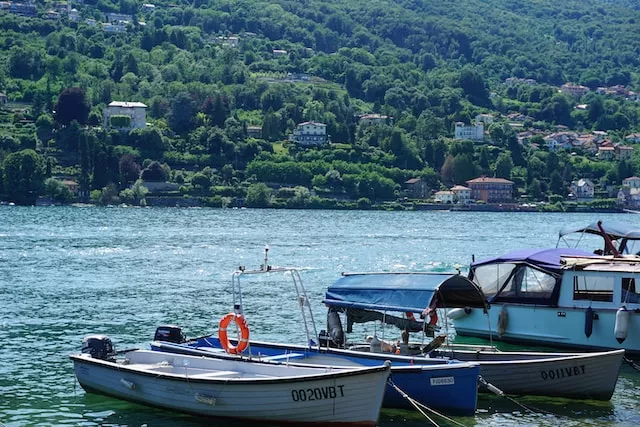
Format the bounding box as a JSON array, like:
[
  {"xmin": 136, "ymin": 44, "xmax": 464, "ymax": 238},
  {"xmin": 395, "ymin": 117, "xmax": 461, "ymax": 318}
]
[{"xmin": 1, "ymin": 0, "xmax": 640, "ymax": 205}]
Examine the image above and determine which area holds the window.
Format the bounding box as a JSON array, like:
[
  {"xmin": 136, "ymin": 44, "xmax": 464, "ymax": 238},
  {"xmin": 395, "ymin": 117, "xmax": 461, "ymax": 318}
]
[
  {"xmin": 622, "ymin": 278, "xmax": 640, "ymax": 303},
  {"xmin": 573, "ymin": 275, "xmax": 614, "ymax": 302},
  {"xmin": 472, "ymin": 263, "xmax": 515, "ymax": 298}
]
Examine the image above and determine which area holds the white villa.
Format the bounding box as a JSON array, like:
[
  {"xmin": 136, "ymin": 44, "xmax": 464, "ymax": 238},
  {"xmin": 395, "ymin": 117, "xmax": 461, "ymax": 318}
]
[
  {"xmin": 623, "ymin": 177, "xmax": 640, "ymax": 189},
  {"xmin": 289, "ymin": 121, "xmax": 328, "ymax": 146},
  {"xmin": 103, "ymin": 101, "xmax": 148, "ymax": 130},
  {"xmin": 570, "ymin": 178, "xmax": 595, "ymax": 201},
  {"xmin": 434, "ymin": 190, "xmax": 455, "ymax": 204},
  {"xmin": 451, "ymin": 185, "xmax": 472, "ymax": 204},
  {"xmin": 454, "ymin": 122, "xmax": 484, "ymax": 141}
]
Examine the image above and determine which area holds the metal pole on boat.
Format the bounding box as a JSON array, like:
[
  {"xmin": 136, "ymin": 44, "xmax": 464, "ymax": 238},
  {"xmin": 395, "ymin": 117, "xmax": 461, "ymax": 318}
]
[{"xmin": 262, "ymin": 245, "xmax": 270, "ymax": 271}]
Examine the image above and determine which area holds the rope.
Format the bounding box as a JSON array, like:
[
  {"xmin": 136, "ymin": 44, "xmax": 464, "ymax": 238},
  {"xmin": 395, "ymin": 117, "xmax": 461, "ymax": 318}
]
[
  {"xmin": 624, "ymin": 356, "xmax": 640, "ymax": 372},
  {"xmin": 387, "ymin": 378, "xmax": 467, "ymax": 427},
  {"xmin": 478, "ymin": 376, "xmax": 555, "ymax": 416}
]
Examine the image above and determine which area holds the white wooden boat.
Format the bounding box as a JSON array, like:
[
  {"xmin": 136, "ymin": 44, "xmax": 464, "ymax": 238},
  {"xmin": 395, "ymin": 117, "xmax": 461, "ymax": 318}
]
[
  {"xmin": 72, "ymin": 339, "xmax": 390, "ymax": 426},
  {"xmin": 430, "ymin": 345, "xmax": 624, "ymax": 400}
]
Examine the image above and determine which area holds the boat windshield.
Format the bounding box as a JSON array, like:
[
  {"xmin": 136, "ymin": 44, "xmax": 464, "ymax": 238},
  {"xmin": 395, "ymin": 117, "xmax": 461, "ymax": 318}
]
[
  {"xmin": 472, "ymin": 263, "xmax": 516, "ymax": 298},
  {"xmin": 473, "ymin": 263, "xmax": 558, "ymax": 304}
]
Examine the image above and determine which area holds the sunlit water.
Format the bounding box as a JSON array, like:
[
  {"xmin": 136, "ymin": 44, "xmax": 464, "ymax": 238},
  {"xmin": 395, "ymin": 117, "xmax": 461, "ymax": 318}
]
[{"xmin": 1, "ymin": 207, "xmax": 639, "ymax": 426}]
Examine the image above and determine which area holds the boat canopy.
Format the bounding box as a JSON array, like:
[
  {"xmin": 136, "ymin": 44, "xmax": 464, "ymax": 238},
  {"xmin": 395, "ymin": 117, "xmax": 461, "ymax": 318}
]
[
  {"xmin": 471, "ymin": 248, "xmax": 592, "ymax": 274},
  {"xmin": 323, "ymin": 272, "xmax": 487, "ymax": 314},
  {"xmin": 558, "ymin": 222, "xmax": 640, "ymax": 241}
]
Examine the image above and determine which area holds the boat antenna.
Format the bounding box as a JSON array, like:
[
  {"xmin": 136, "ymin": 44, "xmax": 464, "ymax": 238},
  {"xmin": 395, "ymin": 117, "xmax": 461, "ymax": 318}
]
[{"xmin": 262, "ymin": 245, "xmax": 271, "ymax": 271}]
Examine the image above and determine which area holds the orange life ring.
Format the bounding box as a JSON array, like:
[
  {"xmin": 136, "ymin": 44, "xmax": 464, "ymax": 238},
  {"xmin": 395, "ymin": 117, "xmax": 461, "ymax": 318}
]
[
  {"xmin": 422, "ymin": 308, "xmax": 438, "ymax": 326},
  {"xmin": 406, "ymin": 312, "xmax": 416, "ymax": 321},
  {"xmin": 218, "ymin": 313, "xmax": 250, "ymax": 354}
]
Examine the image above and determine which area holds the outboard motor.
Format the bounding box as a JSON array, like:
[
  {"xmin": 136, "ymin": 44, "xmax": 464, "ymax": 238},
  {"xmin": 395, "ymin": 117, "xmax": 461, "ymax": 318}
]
[
  {"xmin": 154, "ymin": 325, "xmax": 186, "ymax": 343},
  {"xmin": 82, "ymin": 335, "xmax": 116, "ymax": 361},
  {"xmin": 327, "ymin": 308, "xmax": 345, "ymax": 347}
]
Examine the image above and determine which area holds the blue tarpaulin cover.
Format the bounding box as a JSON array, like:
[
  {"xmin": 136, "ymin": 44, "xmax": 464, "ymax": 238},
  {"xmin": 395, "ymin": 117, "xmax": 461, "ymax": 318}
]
[
  {"xmin": 471, "ymin": 248, "xmax": 592, "ymax": 273},
  {"xmin": 323, "ymin": 273, "xmax": 486, "ymax": 313}
]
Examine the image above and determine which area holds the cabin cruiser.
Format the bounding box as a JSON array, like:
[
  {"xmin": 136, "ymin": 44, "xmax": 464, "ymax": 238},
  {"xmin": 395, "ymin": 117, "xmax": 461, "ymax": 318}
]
[{"xmin": 450, "ymin": 244, "xmax": 640, "ymax": 354}]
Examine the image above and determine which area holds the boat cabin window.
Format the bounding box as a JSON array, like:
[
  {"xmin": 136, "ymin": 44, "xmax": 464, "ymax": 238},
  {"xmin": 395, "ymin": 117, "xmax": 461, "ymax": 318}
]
[
  {"xmin": 494, "ymin": 265, "xmax": 557, "ymax": 301},
  {"xmin": 472, "ymin": 263, "xmax": 516, "ymax": 298},
  {"xmin": 573, "ymin": 275, "xmax": 614, "ymax": 302},
  {"xmin": 622, "ymin": 278, "xmax": 640, "ymax": 303}
]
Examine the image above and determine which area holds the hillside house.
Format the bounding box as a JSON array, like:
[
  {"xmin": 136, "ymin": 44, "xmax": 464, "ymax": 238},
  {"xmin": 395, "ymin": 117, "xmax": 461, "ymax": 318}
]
[
  {"xmin": 434, "ymin": 190, "xmax": 455, "ymax": 203},
  {"xmin": 359, "ymin": 114, "xmax": 392, "ymax": 127},
  {"xmin": 247, "ymin": 125, "xmax": 262, "ymax": 138},
  {"xmin": 289, "ymin": 122, "xmax": 328, "ymax": 146},
  {"xmin": 451, "ymin": 185, "xmax": 472, "ymax": 204},
  {"xmin": 616, "ymin": 145, "xmax": 634, "ymax": 160},
  {"xmin": 625, "ymin": 133, "xmax": 640, "ymax": 144},
  {"xmin": 618, "ymin": 187, "xmax": 640, "ymax": 209},
  {"xmin": 544, "ymin": 132, "xmax": 575, "ymax": 151},
  {"xmin": 570, "ymin": 179, "xmax": 595, "ymax": 201},
  {"xmin": 466, "ymin": 177, "xmax": 514, "ymax": 203},
  {"xmin": 0, "ymin": 92, "xmax": 7, "ymax": 105},
  {"xmin": 103, "ymin": 101, "xmax": 147, "ymax": 130},
  {"xmin": 404, "ymin": 178, "xmax": 429, "ymax": 199},
  {"xmin": 623, "ymin": 177, "xmax": 640, "ymax": 189},
  {"xmin": 454, "ymin": 122, "xmax": 484, "ymax": 141},
  {"xmin": 598, "ymin": 146, "xmax": 615, "ymax": 160},
  {"xmin": 474, "ymin": 114, "xmax": 494, "ymax": 125},
  {"xmin": 560, "ymin": 83, "xmax": 590, "ymax": 98}
]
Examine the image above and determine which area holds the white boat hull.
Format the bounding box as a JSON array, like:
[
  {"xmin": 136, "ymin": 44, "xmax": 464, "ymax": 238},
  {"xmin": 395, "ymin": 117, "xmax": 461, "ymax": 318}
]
[{"xmin": 72, "ymin": 351, "xmax": 390, "ymax": 426}]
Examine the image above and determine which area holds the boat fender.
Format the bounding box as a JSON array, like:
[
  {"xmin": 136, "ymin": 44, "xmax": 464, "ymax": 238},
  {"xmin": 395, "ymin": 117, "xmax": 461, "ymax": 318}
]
[
  {"xmin": 327, "ymin": 308, "xmax": 345, "ymax": 347},
  {"xmin": 497, "ymin": 306, "xmax": 508, "ymax": 338},
  {"xmin": 615, "ymin": 306, "xmax": 630, "ymax": 344},
  {"xmin": 219, "ymin": 313, "xmax": 250, "ymax": 354},
  {"xmin": 447, "ymin": 308, "xmax": 469, "ymax": 320},
  {"xmin": 585, "ymin": 307, "xmax": 594, "ymax": 338}
]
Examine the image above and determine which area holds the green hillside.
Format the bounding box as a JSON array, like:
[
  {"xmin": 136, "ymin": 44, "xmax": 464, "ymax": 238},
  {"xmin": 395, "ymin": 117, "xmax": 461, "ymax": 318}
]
[{"xmin": 0, "ymin": 0, "xmax": 639, "ymax": 208}]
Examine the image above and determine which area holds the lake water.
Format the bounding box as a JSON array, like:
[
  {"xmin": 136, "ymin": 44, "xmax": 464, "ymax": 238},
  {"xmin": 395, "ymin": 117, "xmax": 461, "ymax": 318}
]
[{"xmin": 1, "ymin": 207, "xmax": 639, "ymax": 426}]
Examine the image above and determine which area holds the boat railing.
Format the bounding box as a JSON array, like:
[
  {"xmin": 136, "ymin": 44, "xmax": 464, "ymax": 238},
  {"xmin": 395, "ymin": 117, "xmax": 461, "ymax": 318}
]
[{"xmin": 230, "ymin": 256, "xmax": 320, "ymax": 351}]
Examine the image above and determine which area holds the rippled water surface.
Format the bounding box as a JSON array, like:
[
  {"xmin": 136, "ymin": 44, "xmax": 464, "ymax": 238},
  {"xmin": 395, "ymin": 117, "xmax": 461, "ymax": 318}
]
[{"xmin": 1, "ymin": 207, "xmax": 639, "ymax": 426}]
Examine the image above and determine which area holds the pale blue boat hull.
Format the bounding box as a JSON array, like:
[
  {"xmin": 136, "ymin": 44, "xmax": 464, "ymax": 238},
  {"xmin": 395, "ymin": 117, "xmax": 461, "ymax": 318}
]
[{"xmin": 452, "ymin": 303, "xmax": 640, "ymax": 354}]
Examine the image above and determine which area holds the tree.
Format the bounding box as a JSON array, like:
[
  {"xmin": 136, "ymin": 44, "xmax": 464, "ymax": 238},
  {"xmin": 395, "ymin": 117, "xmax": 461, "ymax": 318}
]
[
  {"xmin": 169, "ymin": 92, "xmax": 196, "ymax": 135},
  {"xmin": 550, "ymin": 171, "xmax": 565, "ymax": 195},
  {"xmin": 494, "ymin": 153, "xmax": 513, "ymax": 179},
  {"xmin": 140, "ymin": 161, "xmax": 168, "ymax": 182},
  {"xmin": 44, "ymin": 178, "xmax": 74, "ymax": 203},
  {"xmin": 191, "ymin": 172, "xmax": 211, "ymax": 189},
  {"xmin": 54, "ymin": 87, "xmax": 91, "ymax": 126},
  {"xmin": 2, "ymin": 149, "xmax": 46, "ymax": 205},
  {"xmin": 119, "ymin": 154, "xmax": 141, "ymax": 187},
  {"xmin": 528, "ymin": 178, "xmax": 543, "ymax": 200},
  {"xmin": 245, "ymin": 183, "xmax": 272, "ymax": 207}
]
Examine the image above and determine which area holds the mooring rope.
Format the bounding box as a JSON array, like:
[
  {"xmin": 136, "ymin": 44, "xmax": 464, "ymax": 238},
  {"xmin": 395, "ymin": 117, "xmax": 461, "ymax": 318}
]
[
  {"xmin": 478, "ymin": 376, "xmax": 555, "ymax": 416},
  {"xmin": 387, "ymin": 378, "xmax": 467, "ymax": 427},
  {"xmin": 624, "ymin": 356, "xmax": 640, "ymax": 372}
]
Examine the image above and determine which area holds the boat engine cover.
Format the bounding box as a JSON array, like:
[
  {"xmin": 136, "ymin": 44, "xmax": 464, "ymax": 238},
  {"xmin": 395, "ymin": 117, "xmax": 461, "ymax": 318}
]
[
  {"xmin": 82, "ymin": 335, "xmax": 115, "ymax": 360},
  {"xmin": 154, "ymin": 325, "xmax": 186, "ymax": 343}
]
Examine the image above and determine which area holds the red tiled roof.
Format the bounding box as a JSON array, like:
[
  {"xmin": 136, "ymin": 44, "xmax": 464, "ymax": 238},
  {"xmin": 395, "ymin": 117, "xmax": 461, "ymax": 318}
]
[
  {"xmin": 405, "ymin": 178, "xmax": 421, "ymax": 184},
  {"xmin": 466, "ymin": 177, "xmax": 514, "ymax": 184}
]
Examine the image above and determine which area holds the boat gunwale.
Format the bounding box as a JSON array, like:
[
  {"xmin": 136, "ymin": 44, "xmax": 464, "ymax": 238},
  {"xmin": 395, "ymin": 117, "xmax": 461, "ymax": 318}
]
[{"xmin": 70, "ymin": 352, "xmax": 391, "ymax": 385}]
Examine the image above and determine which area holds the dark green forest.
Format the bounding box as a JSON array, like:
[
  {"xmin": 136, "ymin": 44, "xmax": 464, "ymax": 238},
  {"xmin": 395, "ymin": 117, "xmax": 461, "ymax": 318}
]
[{"xmin": 1, "ymin": 0, "xmax": 640, "ymax": 207}]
